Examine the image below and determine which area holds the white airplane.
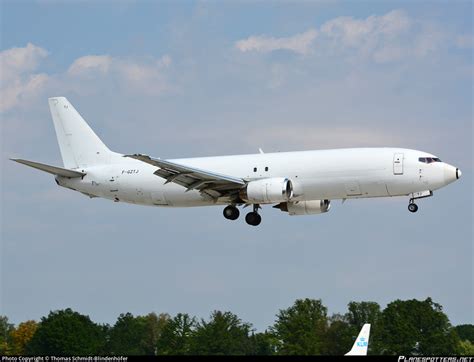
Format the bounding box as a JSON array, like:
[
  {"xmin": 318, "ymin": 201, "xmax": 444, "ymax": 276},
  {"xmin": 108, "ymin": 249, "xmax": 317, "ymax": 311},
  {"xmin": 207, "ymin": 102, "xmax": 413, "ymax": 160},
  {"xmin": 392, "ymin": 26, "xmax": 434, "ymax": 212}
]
[
  {"xmin": 11, "ymin": 97, "xmax": 461, "ymax": 226},
  {"xmin": 345, "ymin": 323, "xmax": 371, "ymax": 356}
]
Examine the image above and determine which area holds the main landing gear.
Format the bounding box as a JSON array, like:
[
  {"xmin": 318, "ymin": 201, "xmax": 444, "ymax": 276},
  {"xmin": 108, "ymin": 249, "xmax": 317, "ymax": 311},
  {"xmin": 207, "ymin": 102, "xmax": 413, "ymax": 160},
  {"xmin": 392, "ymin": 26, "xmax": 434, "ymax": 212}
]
[
  {"xmin": 408, "ymin": 201, "xmax": 419, "ymax": 213},
  {"xmin": 245, "ymin": 204, "xmax": 262, "ymax": 226},
  {"xmin": 223, "ymin": 204, "xmax": 262, "ymax": 226},
  {"xmin": 223, "ymin": 205, "xmax": 240, "ymax": 220}
]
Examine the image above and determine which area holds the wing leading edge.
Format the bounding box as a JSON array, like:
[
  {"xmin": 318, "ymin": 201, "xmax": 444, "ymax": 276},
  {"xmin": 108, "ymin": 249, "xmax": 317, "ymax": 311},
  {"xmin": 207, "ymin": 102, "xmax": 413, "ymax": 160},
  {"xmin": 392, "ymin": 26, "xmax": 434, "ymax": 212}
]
[{"xmin": 125, "ymin": 154, "xmax": 245, "ymax": 200}]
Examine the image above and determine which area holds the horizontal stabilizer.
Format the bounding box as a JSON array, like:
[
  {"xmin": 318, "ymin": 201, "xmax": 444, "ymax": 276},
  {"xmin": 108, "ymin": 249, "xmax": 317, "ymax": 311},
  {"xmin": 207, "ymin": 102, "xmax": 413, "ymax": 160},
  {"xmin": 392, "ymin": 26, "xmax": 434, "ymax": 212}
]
[{"xmin": 10, "ymin": 159, "xmax": 86, "ymax": 178}]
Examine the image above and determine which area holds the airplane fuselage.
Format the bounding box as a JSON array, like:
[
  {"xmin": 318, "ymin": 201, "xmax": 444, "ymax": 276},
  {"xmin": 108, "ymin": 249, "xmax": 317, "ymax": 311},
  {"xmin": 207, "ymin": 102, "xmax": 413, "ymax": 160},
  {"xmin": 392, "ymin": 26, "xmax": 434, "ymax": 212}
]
[
  {"xmin": 57, "ymin": 147, "xmax": 459, "ymax": 207},
  {"xmin": 13, "ymin": 97, "xmax": 461, "ymax": 225}
]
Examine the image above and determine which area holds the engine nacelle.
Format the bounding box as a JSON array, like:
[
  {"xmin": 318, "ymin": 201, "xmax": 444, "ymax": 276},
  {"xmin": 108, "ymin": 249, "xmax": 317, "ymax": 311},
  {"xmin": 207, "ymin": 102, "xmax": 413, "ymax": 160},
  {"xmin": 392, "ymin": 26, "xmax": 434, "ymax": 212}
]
[
  {"xmin": 275, "ymin": 200, "xmax": 331, "ymax": 215},
  {"xmin": 240, "ymin": 177, "xmax": 293, "ymax": 204}
]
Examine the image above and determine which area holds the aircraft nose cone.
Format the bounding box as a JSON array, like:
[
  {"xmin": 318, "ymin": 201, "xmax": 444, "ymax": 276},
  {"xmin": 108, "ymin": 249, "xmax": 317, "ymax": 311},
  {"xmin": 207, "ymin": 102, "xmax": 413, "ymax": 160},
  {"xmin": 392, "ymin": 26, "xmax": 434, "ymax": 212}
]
[{"xmin": 443, "ymin": 164, "xmax": 459, "ymax": 184}]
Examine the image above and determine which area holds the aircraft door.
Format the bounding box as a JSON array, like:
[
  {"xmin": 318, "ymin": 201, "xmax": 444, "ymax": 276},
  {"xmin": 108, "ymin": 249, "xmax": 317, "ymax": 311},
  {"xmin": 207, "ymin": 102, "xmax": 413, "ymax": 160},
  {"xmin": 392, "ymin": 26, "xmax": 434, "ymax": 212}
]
[{"xmin": 393, "ymin": 153, "xmax": 404, "ymax": 175}]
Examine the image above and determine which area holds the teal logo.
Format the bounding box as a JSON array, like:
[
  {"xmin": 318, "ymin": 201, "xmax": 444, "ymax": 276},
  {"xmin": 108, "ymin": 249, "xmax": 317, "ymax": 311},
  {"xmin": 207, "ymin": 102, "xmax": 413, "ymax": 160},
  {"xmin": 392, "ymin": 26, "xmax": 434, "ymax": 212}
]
[{"xmin": 357, "ymin": 337, "xmax": 368, "ymax": 347}]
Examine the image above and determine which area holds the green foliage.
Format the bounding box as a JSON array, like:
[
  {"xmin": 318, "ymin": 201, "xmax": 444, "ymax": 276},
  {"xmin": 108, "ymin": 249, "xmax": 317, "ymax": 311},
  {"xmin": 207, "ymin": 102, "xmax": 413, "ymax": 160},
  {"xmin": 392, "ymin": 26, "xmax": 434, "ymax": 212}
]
[
  {"xmin": 142, "ymin": 313, "xmax": 170, "ymax": 355},
  {"xmin": 346, "ymin": 301, "xmax": 381, "ymax": 330},
  {"xmin": 3, "ymin": 298, "xmax": 469, "ymax": 356},
  {"xmin": 271, "ymin": 298, "xmax": 328, "ymax": 355},
  {"xmin": 377, "ymin": 298, "xmax": 460, "ymax": 355},
  {"xmin": 0, "ymin": 316, "xmax": 14, "ymax": 354},
  {"xmin": 249, "ymin": 331, "xmax": 278, "ymax": 355},
  {"xmin": 190, "ymin": 311, "xmax": 254, "ymax": 355},
  {"xmin": 157, "ymin": 313, "xmax": 196, "ymax": 355},
  {"xmin": 324, "ymin": 315, "xmax": 354, "ymax": 355},
  {"xmin": 454, "ymin": 324, "xmax": 474, "ymax": 343},
  {"xmin": 25, "ymin": 308, "xmax": 106, "ymax": 355},
  {"xmin": 345, "ymin": 301, "xmax": 382, "ymax": 354},
  {"xmin": 107, "ymin": 312, "xmax": 169, "ymax": 355},
  {"xmin": 458, "ymin": 340, "xmax": 474, "ymax": 355}
]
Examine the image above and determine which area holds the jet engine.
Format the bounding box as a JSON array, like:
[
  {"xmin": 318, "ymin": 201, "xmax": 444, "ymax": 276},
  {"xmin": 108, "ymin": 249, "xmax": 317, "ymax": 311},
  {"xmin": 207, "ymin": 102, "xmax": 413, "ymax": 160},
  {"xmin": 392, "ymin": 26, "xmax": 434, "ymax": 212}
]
[
  {"xmin": 239, "ymin": 177, "xmax": 293, "ymax": 204},
  {"xmin": 274, "ymin": 199, "xmax": 331, "ymax": 215}
]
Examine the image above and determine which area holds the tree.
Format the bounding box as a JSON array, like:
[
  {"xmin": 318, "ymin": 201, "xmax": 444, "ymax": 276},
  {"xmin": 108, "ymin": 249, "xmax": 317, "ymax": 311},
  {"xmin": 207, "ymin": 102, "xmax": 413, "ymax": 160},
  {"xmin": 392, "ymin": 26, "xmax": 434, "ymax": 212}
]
[
  {"xmin": 458, "ymin": 340, "xmax": 474, "ymax": 355},
  {"xmin": 25, "ymin": 309, "xmax": 106, "ymax": 355},
  {"xmin": 249, "ymin": 331, "xmax": 278, "ymax": 355},
  {"xmin": 345, "ymin": 301, "xmax": 382, "ymax": 354},
  {"xmin": 189, "ymin": 311, "xmax": 254, "ymax": 355},
  {"xmin": 454, "ymin": 324, "xmax": 474, "ymax": 343},
  {"xmin": 157, "ymin": 313, "xmax": 196, "ymax": 355},
  {"xmin": 107, "ymin": 312, "xmax": 169, "ymax": 355},
  {"xmin": 271, "ymin": 298, "xmax": 328, "ymax": 355},
  {"xmin": 377, "ymin": 298, "xmax": 460, "ymax": 355},
  {"xmin": 0, "ymin": 316, "xmax": 14, "ymax": 354},
  {"xmin": 454, "ymin": 324, "xmax": 474, "ymax": 356},
  {"xmin": 346, "ymin": 301, "xmax": 381, "ymax": 331},
  {"xmin": 10, "ymin": 320, "xmax": 38, "ymax": 355},
  {"xmin": 324, "ymin": 314, "xmax": 354, "ymax": 355},
  {"xmin": 142, "ymin": 313, "xmax": 170, "ymax": 355}
]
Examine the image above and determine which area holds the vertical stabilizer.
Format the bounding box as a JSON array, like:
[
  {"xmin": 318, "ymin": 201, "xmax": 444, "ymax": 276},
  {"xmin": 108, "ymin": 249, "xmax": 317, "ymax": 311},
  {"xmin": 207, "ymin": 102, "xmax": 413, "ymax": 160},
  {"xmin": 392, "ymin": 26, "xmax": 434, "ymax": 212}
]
[
  {"xmin": 345, "ymin": 324, "xmax": 371, "ymax": 356},
  {"xmin": 48, "ymin": 97, "xmax": 113, "ymax": 169}
]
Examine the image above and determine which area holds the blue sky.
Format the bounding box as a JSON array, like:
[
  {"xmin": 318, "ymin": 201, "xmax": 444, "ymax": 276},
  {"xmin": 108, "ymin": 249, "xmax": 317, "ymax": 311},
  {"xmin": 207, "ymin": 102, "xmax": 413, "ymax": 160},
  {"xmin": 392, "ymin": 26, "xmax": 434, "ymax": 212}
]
[{"xmin": 1, "ymin": 1, "xmax": 472, "ymax": 331}]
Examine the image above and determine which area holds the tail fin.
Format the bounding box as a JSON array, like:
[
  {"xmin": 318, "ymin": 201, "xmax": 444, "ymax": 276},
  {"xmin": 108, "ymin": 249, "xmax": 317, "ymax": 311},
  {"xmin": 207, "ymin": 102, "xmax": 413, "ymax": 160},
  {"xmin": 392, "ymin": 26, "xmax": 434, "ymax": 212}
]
[
  {"xmin": 49, "ymin": 97, "xmax": 113, "ymax": 169},
  {"xmin": 345, "ymin": 324, "xmax": 371, "ymax": 356}
]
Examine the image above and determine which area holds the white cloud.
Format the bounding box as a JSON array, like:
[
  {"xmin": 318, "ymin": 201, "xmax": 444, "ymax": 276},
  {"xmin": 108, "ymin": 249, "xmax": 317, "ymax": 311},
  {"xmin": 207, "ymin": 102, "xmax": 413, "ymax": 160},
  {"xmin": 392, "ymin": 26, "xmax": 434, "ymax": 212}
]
[
  {"xmin": 235, "ymin": 10, "xmax": 453, "ymax": 64},
  {"xmin": 234, "ymin": 10, "xmax": 412, "ymax": 59},
  {"xmin": 67, "ymin": 54, "xmax": 173, "ymax": 95},
  {"xmin": 320, "ymin": 10, "xmax": 413, "ymax": 63},
  {"xmin": 321, "ymin": 10, "xmax": 411, "ymax": 48},
  {"xmin": 0, "ymin": 43, "xmax": 49, "ymax": 112},
  {"xmin": 0, "ymin": 44, "xmax": 174, "ymax": 112},
  {"xmin": 0, "ymin": 43, "xmax": 48, "ymax": 82},
  {"xmin": 68, "ymin": 55, "xmax": 112, "ymax": 76},
  {"xmin": 235, "ymin": 29, "xmax": 317, "ymax": 55}
]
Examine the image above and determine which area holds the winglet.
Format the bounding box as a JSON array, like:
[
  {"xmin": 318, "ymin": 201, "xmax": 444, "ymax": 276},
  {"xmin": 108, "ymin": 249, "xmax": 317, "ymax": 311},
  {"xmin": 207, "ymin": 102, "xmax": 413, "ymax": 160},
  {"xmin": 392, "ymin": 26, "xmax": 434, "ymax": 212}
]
[{"xmin": 345, "ymin": 324, "xmax": 371, "ymax": 356}]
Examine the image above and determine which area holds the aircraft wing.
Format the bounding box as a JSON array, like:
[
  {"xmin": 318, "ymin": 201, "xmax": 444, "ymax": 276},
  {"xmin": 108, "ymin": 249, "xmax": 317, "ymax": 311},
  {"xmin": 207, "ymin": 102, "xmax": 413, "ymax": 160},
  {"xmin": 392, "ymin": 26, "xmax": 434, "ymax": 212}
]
[{"xmin": 125, "ymin": 154, "xmax": 245, "ymax": 200}]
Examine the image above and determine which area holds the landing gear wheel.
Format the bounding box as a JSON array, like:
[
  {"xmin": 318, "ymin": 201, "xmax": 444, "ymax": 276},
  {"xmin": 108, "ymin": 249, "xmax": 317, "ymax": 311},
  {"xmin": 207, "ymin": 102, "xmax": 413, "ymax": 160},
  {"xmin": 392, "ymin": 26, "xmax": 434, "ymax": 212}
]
[
  {"xmin": 245, "ymin": 212, "xmax": 262, "ymax": 226},
  {"xmin": 223, "ymin": 205, "xmax": 240, "ymax": 220},
  {"xmin": 408, "ymin": 203, "xmax": 418, "ymax": 213}
]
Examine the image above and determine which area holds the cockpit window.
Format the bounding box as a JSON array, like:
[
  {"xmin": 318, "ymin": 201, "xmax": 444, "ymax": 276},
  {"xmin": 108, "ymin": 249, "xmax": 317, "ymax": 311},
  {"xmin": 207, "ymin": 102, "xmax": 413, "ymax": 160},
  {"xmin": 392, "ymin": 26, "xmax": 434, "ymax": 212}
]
[{"xmin": 419, "ymin": 157, "xmax": 442, "ymax": 164}]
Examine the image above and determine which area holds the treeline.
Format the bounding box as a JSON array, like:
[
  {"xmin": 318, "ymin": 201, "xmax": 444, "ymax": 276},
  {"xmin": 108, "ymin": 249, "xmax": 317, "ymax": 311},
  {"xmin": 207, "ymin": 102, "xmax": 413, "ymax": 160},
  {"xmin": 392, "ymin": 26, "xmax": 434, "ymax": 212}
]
[{"xmin": 1, "ymin": 297, "xmax": 473, "ymax": 356}]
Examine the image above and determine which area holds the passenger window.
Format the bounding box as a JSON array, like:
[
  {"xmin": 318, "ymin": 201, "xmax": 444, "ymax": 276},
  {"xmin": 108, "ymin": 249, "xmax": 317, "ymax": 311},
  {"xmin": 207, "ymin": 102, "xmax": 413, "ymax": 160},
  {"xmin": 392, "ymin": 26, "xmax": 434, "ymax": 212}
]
[
  {"xmin": 265, "ymin": 167, "xmax": 269, "ymax": 172},
  {"xmin": 253, "ymin": 167, "xmax": 257, "ymax": 172}
]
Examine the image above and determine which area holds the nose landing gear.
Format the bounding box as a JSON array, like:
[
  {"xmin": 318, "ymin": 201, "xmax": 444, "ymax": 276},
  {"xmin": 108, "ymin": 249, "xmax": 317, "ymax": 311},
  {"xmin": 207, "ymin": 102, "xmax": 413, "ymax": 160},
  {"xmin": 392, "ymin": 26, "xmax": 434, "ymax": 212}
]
[{"xmin": 407, "ymin": 190, "xmax": 432, "ymax": 213}]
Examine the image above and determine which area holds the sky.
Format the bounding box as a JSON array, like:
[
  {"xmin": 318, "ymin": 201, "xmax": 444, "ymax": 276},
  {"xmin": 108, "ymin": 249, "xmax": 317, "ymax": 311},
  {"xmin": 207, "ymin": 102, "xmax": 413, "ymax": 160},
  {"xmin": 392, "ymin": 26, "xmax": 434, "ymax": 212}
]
[{"xmin": 1, "ymin": 1, "xmax": 472, "ymax": 332}]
